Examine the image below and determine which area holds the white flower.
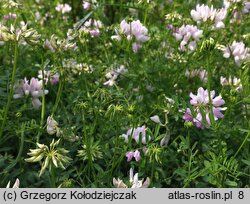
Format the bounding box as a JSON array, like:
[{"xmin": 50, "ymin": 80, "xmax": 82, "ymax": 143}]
[
  {"xmin": 80, "ymin": 19, "xmax": 103, "ymax": 37},
  {"xmin": 111, "ymin": 19, "xmax": 150, "ymax": 53},
  {"xmin": 129, "ymin": 168, "xmax": 150, "ymax": 188},
  {"xmin": 191, "ymin": 4, "xmax": 227, "ymax": 29},
  {"xmin": 55, "ymin": 4, "xmax": 72, "ymax": 14},
  {"xmin": 47, "ymin": 116, "xmax": 60, "ymax": 136},
  {"xmin": 13, "ymin": 77, "xmax": 48, "ymax": 109},
  {"xmin": 121, "ymin": 125, "xmax": 151, "ymax": 144},
  {"xmin": 6, "ymin": 178, "xmax": 20, "ymax": 188},
  {"xmin": 150, "ymin": 115, "xmax": 163, "ymax": 125},
  {"xmin": 113, "ymin": 178, "xmax": 127, "ymax": 188},
  {"xmin": 220, "ymin": 76, "xmax": 243, "ymax": 91},
  {"xmin": 222, "ymin": 41, "xmax": 250, "ymax": 65},
  {"xmin": 173, "ymin": 25, "xmax": 203, "ymax": 51},
  {"xmin": 185, "ymin": 69, "xmax": 208, "ymax": 83},
  {"xmin": 103, "ymin": 65, "xmax": 127, "ymax": 86},
  {"xmin": 113, "ymin": 168, "xmax": 150, "ymax": 188}
]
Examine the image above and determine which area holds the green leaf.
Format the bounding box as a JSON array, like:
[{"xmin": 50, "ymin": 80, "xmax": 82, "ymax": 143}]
[
  {"xmin": 241, "ymin": 159, "xmax": 250, "ymax": 166},
  {"xmin": 225, "ymin": 180, "xmax": 238, "ymax": 187}
]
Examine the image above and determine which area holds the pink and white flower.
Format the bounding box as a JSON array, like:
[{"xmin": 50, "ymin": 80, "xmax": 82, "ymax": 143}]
[
  {"xmin": 80, "ymin": 19, "xmax": 103, "ymax": 37},
  {"xmin": 38, "ymin": 70, "xmax": 59, "ymax": 85},
  {"xmin": 113, "ymin": 168, "xmax": 150, "ymax": 188},
  {"xmin": 183, "ymin": 87, "xmax": 226, "ymax": 129},
  {"xmin": 103, "ymin": 65, "xmax": 127, "ymax": 86},
  {"xmin": 83, "ymin": 0, "xmax": 91, "ymax": 10},
  {"xmin": 191, "ymin": 4, "xmax": 227, "ymax": 29},
  {"xmin": 55, "ymin": 4, "xmax": 72, "ymax": 14},
  {"xmin": 220, "ymin": 76, "xmax": 243, "ymax": 91},
  {"xmin": 222, "ymin": 41, "xmax": 250, "ymax": 65},
  {"xmin": 121, "ymin": 125, "xmax": 151, "ymax": 144},
  {"xmin": 13, "ymin": 77, "xmax": 48, "ymax": 109},
  {"xmin": 111, "ymin": 19, "xmax": 150, "ymax": 53},
  {"xmin": 173, "ymin": 25, "xmax": 203, "ymax": 51}
]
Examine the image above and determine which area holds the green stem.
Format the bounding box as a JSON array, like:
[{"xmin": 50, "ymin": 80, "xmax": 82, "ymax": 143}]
[
  {"xmin": 206, "ymin": 54, "xmax": 215, "ymax": 126},
  {"xmin": 37, "ymin": 59, "xmax": 46, "ymax": 143},
  {"xmin": 233, "ymin": 132, "xmax": 250, "ymax": 159},
  {"xmin": 184, "ymin": 130, "xmax": 192, "ymax": 187},
  {"xmin": 0, "ymin": 42, "xmax": 18, "ymax": 140},
  {"xmin": 143, "ymin": 4, "xmax": 148, "ymax": 25},
  {"xmin": 52, "ymin": 56, "xmax": 64, "ymax": 117},
  {"xmin": 50, "ymin": 166, "xmax": 56, "ymax": 188},
  {"xmin": 16, "ymin": 128, "xmax": 25, "ymax": 162}
]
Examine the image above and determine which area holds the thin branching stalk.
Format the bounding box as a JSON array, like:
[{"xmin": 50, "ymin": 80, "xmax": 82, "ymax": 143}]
[
  {"xmin": 52, "ymin": 55, "xmax": 64, "ymax": 117},
  {"xmin": 206, "ymin": 53, "xmax": 215, "ymax": 126},
  {"xmin": 233, "ymin": 132, "xmax": 250, "ymax": 159},
  {"xmin": 16, "ymin": 127, "xmax": 25, "ymax": 162},
  {"xmin": 50, "ymin": 165, "xmax": 56, "ymax": 188},
  {"xmin": 37, "ymin": 58, "xmax": 46, "ymax": 143},
  {"xmin": 0, "ymin": 42, "xmax": 18, "ymax": 140}
]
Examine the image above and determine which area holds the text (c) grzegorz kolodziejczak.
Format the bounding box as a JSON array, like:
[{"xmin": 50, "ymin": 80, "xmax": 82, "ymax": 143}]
[{"xmin": 19, "ymin": 190, "xmax": 137, "ymax": 202}]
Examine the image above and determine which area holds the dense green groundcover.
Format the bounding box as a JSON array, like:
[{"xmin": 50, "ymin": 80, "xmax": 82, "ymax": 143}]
[{"xmin": 0, "ymin": 0, "xmax": 250, "ymax": 187}]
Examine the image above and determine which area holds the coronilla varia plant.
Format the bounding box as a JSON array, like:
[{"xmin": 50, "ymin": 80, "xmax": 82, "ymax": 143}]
[{"xmin": 0, "ymin": 0, "xmax": 249, "ymax": 188}]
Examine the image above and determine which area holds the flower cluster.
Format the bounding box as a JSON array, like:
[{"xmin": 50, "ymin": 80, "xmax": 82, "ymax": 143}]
[
  {"xmin": 111, "ymin": 19, "xmax": 150, "ymax": 53},
  {"xmin": 47, "ymin": 116, "xmax": 61, "ymax": 136},
  {"xmin": 113, "ymin": 168, "xmax": 150, "ymax": 188},
  {"xmin": 173, "ymin": 25, "xmax": 203, "ymax": 51},
  {"xmin": 80, "ymin": 19, "xmax": 103, "ymax": 37},
  {"xmin": 126, "ymin": 150, "xmax": 140, "ymax": 162},
  {"xmin": 13, "ymin": 77, "xmax": 48, "ymax": 109},
  {"xmin": 103, "ymin": 65, "xmax": 128, "ymax": 86},
  {"xmin": 38, "ymin": 70, "xmax": 59, "ymax": 85},
  {"xmin": 83, "ymin": 0, "xmax": 91, "ymax": 10},
  {"xmin": 0, "ymin": 23, "xmax": 40, "ymax": 44},
  {"xmin": 191, "ymin": 4, "xmax": 227, "ymax": 29},
  {"xmin": 220, "ymin": 76, "xmax": 243, "ymax": 91},
  {"xmin": 1, "ymin": 0, "xmax": 21, "ymax": 9},
  {"xmin": 3, "ymin": 13, "xmax": 17, "ymax": 20},
  {"xmin": 121, "ymin": 125, "xmax": 151, "ymax": 162},
  {"xmin": 25, "ymin": 139, "xmax": 72, "ymax": 176},
  {"xmin": 224, "ymin": 0, "xmax": 250, "ymax": 21},
  {"xmin": 44, "ymin": 35, "xmax": 77, "ymax": 52},
  {"xmin": 121, "ymin": 125, "xmax": 151, "ymax": 144},
  {"xmin": 183, "ymin": 87, "xmax": 226, "ymax": 129},
  {"xmin": 55, "ymin": 4, "xmax": 72, "ymax": 14},
  {"xmin": 222, "ymin": 41, "xmax": 250, "ymax": 65},
  {"xmin": 185, "ymin": 69, "xmax": 208, "ymax": 83}
]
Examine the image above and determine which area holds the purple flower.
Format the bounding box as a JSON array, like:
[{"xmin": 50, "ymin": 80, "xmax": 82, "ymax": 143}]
[
  {"xmin": 185, "ymin": 69, "xmax": 208, "ymax": 83},
  {"xmin": 134, "ymin": 150, "xmax": 140, "ymax": 161},
  {"xmin": 150, "ymin": 115, "xmax": 163, "ymax": 125},
  {"xmin": 125, "ymin": 150, "xmax": 141, "ymax": 162},
  {"xmin": 80, "ymin": 19, "xmax": 103, "ymax": 38},
  {"xmin": 220, "ymin": 76, "xmax": 242, "ymax": 91},
  {"xmin": 111, "ymin": 19, "xmax": 150, "ymax": 53},
  {"xmin": 173, "ymin": 25, "xmax": 203, "ymax": 51},
  {"xmin": 191, "ymin": 4, "xmax": 226, "ymax": 29},
  {"xmin": 222, "ymin": 41, "xmax": 250, "ymax": 66},
  {"xmin": 224, "ymin": 0, "xmax": 250, "ymax": 22},
  {"xmin": 55, "ymin": 4, "xmax": 72, "ymax": 14},
  {"xmin": 38, "ymin": 70, "xmax": 59, "ymax": 85},
  {"xmin": 121, "ymin": 125, "xmax": 151, "ymax": 144},
  {"xmin": 126, "ymin": 151, "xmax": 134, "ymax": 161},
  {"xmin": 183, "ymin": 87, "xmax": 226, "ymax": 129},
  {"xmin": 83, "ymin": 1, "xmax": 91, "ymax": 10},
  {"xmin": 103, "ymin": 65, "xmax": 127, "ymax": 87},
  {"xmin": 13, "ymin": 77, "xmax": 48, "ymax": 109},
  {"xmin": 3, "ymin": 13, "xmax": 17, "ymax": 20}
]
